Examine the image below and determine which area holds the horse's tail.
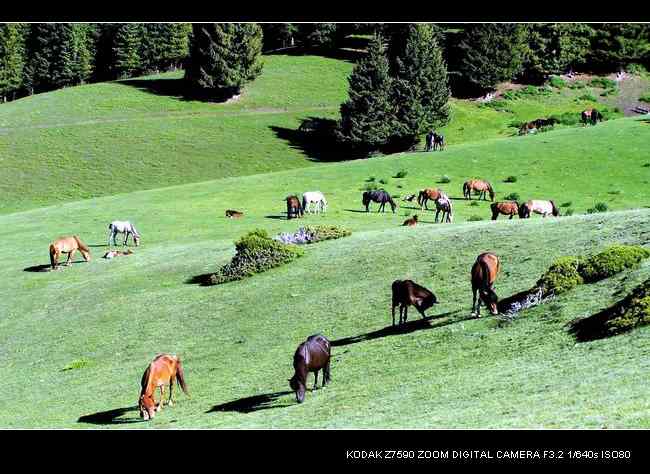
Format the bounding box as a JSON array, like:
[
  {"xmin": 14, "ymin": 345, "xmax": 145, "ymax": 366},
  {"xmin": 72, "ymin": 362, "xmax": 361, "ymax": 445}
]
[
  {"xmin": 302, "ymin": 195, "xmax": 308, "ymax": 212},
  {"xmin": 140, "ymin": 364, "xmax": 151, "ymax": 395},
  {"xmin": 49, "ymin": 244, "xmax": 56, "ymax": 268},
  {"xmin": 175, "ymin": 357, "xmax": 189, "ymax": 396},
  {"xmin": 131, "ymin": 224, "xmax": 140, "ymax": 238},
  {"xmin": 417, "ymin": 190, "xmax": 423, "ymax": 207},
  {"xmin": 490, "ymin": 202, "xmax": 498, "ymax": 220},
  {"xmin": 463, "ymin": 182, "xmax": 469, "ymax": 198},
  {"xmin": 487, "ymin": 182, "xmax": 495, "ymax": 201},
  {"xmin": 549, "ymin": 200, "xmax": 560, "ymax": 216},
  {"xmin": 73, "ymin": 236, "xmax": 89, "ymax": 252}
]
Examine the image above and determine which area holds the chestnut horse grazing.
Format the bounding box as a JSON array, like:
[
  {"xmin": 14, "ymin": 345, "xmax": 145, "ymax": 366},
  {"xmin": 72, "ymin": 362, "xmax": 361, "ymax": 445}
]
[
  {"xmin": 289, "ymin": 334, "xmax": 331, "ymax": 403},
  {"xmin": 471, "ymin": 252, "xmax": 500, "ymax": 317},
  {"xmin": 391, "ymin": 279, "xmax": 438, "ymax": 326},
  {"xmin": 225, "ymin": 210, "xmax": 244, "ymax": 218},
  {"xmin": 403, "ymin": 215, "xmax": 418, "ymax": 227},
  {"xmin": 418, "ymin": 188, "xmax": 446, "ymax": 210},
  {"xmin": 139, "ymin": 354, "xmax": 189, "ymax": 421},
  {"xmin": 518, "ymin": 200, "xmax": 559, "ymax": 218},
  {"xmin": 286, "ymin": 195, "xmax": 303, "ymax": 219},
  {"xmin": 463, "ymin": 180, "xmax": 494, "ymax": 201},
  {"xmin": 49, "ymin": 236, "xmax": 91, "ymax": 270},
  {"xmin": 491, "ymin": 201, "xmax": 519, "ymax": 220}
]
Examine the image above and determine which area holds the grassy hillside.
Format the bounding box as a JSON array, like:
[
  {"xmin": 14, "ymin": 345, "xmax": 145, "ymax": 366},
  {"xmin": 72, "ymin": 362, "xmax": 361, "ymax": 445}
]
[
  {"xmin": 0, "ymin": 53, "xmax": 624, "ymax": 215},
  {"xmin": 1, "ymin": 117, "xmax": 650, "ymax": 428}
]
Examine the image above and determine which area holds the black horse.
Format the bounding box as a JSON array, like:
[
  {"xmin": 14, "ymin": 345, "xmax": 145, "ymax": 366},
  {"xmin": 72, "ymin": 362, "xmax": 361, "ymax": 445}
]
[
  {"xmin": 286, "ymin": 195, "xmax": 303, "ymax": 219},
  {"xmin": 433, "ymin": 133, "xmax": 445, "ymax": 151},
  {"xmin": 362, "ymin": 190, "xmax": 397, "ymax": 213},
  {"xmin": 582, "ymin": 108, "xmax": 603, "ymax": 126},
  {"xmin": 289, "ymin": 334, "xmax": 331, "ymax": 403}
]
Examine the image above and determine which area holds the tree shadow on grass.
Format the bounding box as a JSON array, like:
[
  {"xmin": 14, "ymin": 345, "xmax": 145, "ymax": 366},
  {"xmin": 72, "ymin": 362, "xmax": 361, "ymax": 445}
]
[
  {"xmin": 77, "ymin": 406, "xmax": 140, "ymax": 425},
  {"xmin": 265, "ymin": 45, "xmax": 365, "ymax": 64},
  {"xmin": 118, "ymin": 78, "xmax": 238, "ymax": 103},
  {"xmin": 207, "ymin": 390, "xmax": 294, "ymax": 414},
  {"xmin": 331, "ymin": 310, "xmax": 465, "ymax": 347}
]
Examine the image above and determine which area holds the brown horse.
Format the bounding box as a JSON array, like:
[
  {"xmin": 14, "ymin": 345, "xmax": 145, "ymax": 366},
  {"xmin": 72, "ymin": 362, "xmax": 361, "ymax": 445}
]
[
  {"xmin": 518, "ymin": 200, "xmax": 559, "ymax": 218},
  {"xmin": 582, "ymin": 108, "xmax": 603, "ymax": 126},
  {"xmin": 139, "ymin": 354, "xmax": 189, "ymax": 421},
  {"xmin": 491, "ymin": 201, "xmax": 519, "ymax": 220},
  {"xmin": 289, "ymin": 334, "xmax": 331, "ymax": 403},
  {"xmin": 225, "ymin": 210, "xmax": 244, "ymax": 218},
  {"xmin": 49, "ymin": 236, "xmax": 91, "ymax": 270},
  {"xmin": 391, "ymin": 279, "xmax": 438, "ymax": 325},
  {"xmin": 286, "ymin": 195, "xmax": 303, "ymax": 219},
  {"xmin": 463, "ymin": 180, "xmax": 494, "ymax": 201},
  {"xmin": 417, "ymin": 188, "xmax": 446, "ymax": 210},
  {"xmin": 471, "ymin": 252, "xmax": 500, "ymax": 317},
  {"xmin": 403, "ymin": 215, "xmax": 418, "ymax": 227}
]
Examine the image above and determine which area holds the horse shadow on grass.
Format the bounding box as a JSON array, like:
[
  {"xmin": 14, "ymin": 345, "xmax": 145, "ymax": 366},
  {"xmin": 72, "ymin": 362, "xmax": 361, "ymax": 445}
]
[
  {"xmin": 331, "ymin": 310, "xmax": 465, "ymax": 347},
  {"xmin": 207, "ymin": 390, "xmax": 294, "ymax": 414},
  {"xmin": 77, "ymin": 406, "xmax": 140, "ymax": 425},
  {"xmin": 24, "ymin": 260, "xmax": 88, "ymax": 272}
]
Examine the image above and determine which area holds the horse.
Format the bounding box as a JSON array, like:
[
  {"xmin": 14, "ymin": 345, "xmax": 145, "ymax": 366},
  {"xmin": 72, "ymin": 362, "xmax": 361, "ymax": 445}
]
[
  {"xmin": 391, "ymin": 279, "xmax": 438, "ymax": 326},
  {"xmin": 49, "ymin": 236, "xmax": 91, "ymax": 270},
  {"xmin": 103, "ymin": 249, "xmax": 133, "ymax": 259},
  {"xmin": 302, "ymin": 191, "xmax": 327, "ymax": 214},
  {"xmin": 403, "ymin": 215, "xmax": 418, "ymax": 227},
  {"xmin": 417, "ymin": 188, "xmax": 446, "ymax": 210},
  {"xmin": 286, "ymin": 195, "xmax": 304, "ymax": 219},
  {"xmin": 225, "ymin": 210, "xmax": 244, "ymax": 218},
  {"xmin": 491, "ymin": 201, "xmax": 519, "ymax": 220},
  {"xmin": 582, "ymin": 108, "xmax": 603, "ymax": 126},
  {"xmin": 518, "ymin": 200, "xmax": 559, "ymax": 219},
  {"xmin": 463, "ymin": 179, "xmax": 495, "ymax": 201},
  {"xmin": 362, "ymin": 190, "xmax": 396, "ymax": 213},
  {"xmin": 139, "ymin": 354, "xmax": 189, "ymax": 421},
  {"xmin": 289, "ymin": 334, "xmax": 331, "ymax": 403},
  {"xmin": 108, "ymin": 221, "xmax": 140, "ymax": 247},
  {"xmin": 433, "ymin": 133, "xmax": 445, "ymax": 151},
  {"xmin": 402, "ymin": 194, "xmax": 417, "ymax": 203},
  {"xmin": 425, "ymin": 131, "xmax": 434, "ymax": 152},
  {"xmin": 434, "ymin": 195, "xmax": 453, "ymax": 223},
  {"xmin": 519, "ymin": 117, "xmax": 558, "ymax": 135},
  {"xmin": 471, "ymin": 252, "xmax": 500, "ymax": 317}
]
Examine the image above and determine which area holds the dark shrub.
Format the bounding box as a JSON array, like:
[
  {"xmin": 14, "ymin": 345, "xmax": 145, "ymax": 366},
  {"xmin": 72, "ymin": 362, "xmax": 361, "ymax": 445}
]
[
  {"xmin": 469, "ymin": 201, "xmax": 479, "ymax": 207},
  {"xmin": 569, "ymin": 278, "xmax": 650, "ymax": 341},
  {"xmin": 504, "ymin": 175, "xmax": 517, "ymax": 183},
  {"xmin": 537, "ymin": 256, "xmax": 584, "ymax": 296},
  {"xmin": 577, "ymin": 93, "xmax": 597, "ymax": 102},
  {"xmin": 209, "ymin": 229, "xmax": 304, "ymax": 284},
  {"xmin": 504, "ymin": 192, "xmax": 520, "ymax": 201},
  {"xmin": 379, "ymin": 178, "xmax": 389, "ymax": 185},
  {"xmin": 577, "ymin": 245, "xmax": 650, "ymax": 283},
  {"xmin": 394, "ymin": 169, "xmax": 408, "ymax": 178},
  {"xmin": 550, "ymin": 112, "xmax": 581, "ymax": 126},
  {"xmin": 589, "ymin": 77, "xmax": 617, "ymax": 89},
  {"xmin": 468, "ymin": 215, "xmax": 483, "ymax": 221},
  {"xmin": 439, "ymin": 175, "xmax": 451, "ymax": 183},
  {"xmin": 561, "ymin": 201, "xmax": 572, "ymax": 207},
  {"xmin": 549, "ymin": 76, "xmax": 566, "ymax": 89},
  {"xmin": 564, "ymin": 208, "xmax": 575, "ymax": 216}
]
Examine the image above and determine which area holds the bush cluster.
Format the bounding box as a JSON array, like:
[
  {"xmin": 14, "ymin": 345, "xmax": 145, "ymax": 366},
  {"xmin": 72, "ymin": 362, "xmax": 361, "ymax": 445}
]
[
  {"xmin": 504, "ymin": 175, "xmax": 517, "ymax": 183},
  {"xmin": 588, "ymin": 77, "xmax": 617, "ymax": 89},
  {"xmin": 577, "ymin": 245, "xmax": 650, "ymax": 283},
  {"xmin": 503, "ymin": 192, "xmax": 520, "ymax": 201},
  {"xmin": 502, "ymin": 85, "xmax": 552, "ymax": 100},
  {"xmin": 209, "ymin": 229, "xmax": 304, "ymax": 285},
  {"xmin": 394, "ymin": 169, "xmax": 408, "ymax": 178},
  {"xmin": 439, "ymin": 175, "xmax": 451, "ymax": 183},
  {"xmin": 548, "ymin": 76, "xmax": 566, "ymax": 88},
  {"xmin": 537, "ymin": 256, "xmax": 584, "ymax": 296}
]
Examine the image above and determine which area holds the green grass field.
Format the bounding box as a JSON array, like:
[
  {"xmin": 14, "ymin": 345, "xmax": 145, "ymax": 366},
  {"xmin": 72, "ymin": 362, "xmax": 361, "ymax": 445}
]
[{"xmin": 2, "ymin": 52, "xmax": 650, "ymax": 428}]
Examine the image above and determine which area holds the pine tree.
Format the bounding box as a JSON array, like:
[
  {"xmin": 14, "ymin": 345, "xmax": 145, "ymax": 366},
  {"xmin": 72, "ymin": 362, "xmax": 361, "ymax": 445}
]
[
  {"xmin": 261, "ymin": 23, "xmax": 297, "ymax": 50},
  {"xmin": 185, "ymin": 23, "xmax": 263, "ymax": 99},
  {"xmin": 0, "ymin": 23, "xmax": 26, "ymax": 102},
  {"xmin": 384, "ymin": 23, "xmax": 445, "ymax": 74},
  {"xmin": 337, "ymin": 34, "xmax": 395, "ymax": 151},
  {"xmin": 297, "ymin": 24, "xmax": 338, "ymax": 50},
  {"xmin": 113, "ymin": 23, "xmax": 142, "ymax": 79},
  {"xmin": 70, "ymin": 23, "xmax": 94, "ymax": 85},
  {"xmin": 23, "ymin": 23, "xmax": 78, "ymax": 93},
  {"xmin": 391, "ymin": 24, "xmax": 450, "ymax": 147},
  {"xmin": 588, "ymin": 24, "xmax": 650, "ymax": 71},
  {"xmin": 457, "ymin": 24, "xmax": 527, "ymax": 91},
  {"xmin": 163, "ymin": 23, "xmax": 190, "ymax": 70},
  {"xmin": 139, "ymin": 23, "xmax": 164, "ymax": 74},
  {"xmin": 525, "ymin": 24, "xmax": 593, "ymax": 79}
]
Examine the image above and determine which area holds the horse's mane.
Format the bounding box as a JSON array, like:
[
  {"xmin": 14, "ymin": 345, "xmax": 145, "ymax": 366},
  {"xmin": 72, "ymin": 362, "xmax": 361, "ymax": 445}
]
[
  {"xmin": 140, "ymin": 364, "xmax": 152, "ymax": 396},
  {"xmin": 73, "ymin": 236, "xmax": 90, "ymax": 252}
]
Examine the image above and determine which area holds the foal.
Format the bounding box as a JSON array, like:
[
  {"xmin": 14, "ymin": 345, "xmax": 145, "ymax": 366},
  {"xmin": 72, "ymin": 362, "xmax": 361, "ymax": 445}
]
[
  {"xmin": 391, "ymin": 279, "xmax": 438, "ymax": 326},
  {"xmin": 289, "ymin": 334, "xmax": 331, "ymax": 403},
  {"xmin": 403, "ymin": 215, "xmax": 418, "ymax": 227},
  {"xmin": 225, "ymin": 210, "xmax": 244, "ymax": 218}
]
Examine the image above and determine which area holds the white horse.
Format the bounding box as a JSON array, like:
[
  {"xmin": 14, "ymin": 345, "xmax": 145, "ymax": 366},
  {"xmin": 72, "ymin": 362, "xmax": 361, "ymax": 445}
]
[
  {"xmin": 435, "ymin": 195, "xmax": 453, "ymax": 223},
  {"xmin": 108, "ymin": 221, "xmax": 141, "ymax": 246},
  {"xmin": 302, "ymin": 191, "xmax": 327, "ymax": 214}
]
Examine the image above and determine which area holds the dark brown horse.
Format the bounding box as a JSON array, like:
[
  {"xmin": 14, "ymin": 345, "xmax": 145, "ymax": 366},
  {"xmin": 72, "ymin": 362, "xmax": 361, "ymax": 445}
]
[
  {"xmin": 49, "ymin": 236, "xmax": 91, "ymax": 270},
  {"xmin": 362, "ymin": 190, "xmax": 396, "ymax": 213},
  {"xmin": 471, "ymin": 252, "xmax": 500, "ymax": 317},
  {"xmin": 402, "ymin": 215, "xmax": 418, "ymax": 227},
  {"xmin": 582, "ymin": 108, "xmax": 603, "ymax": 125},
  {"xmin": 139, "ymin": 354, "xmax": 189, "ymax": 421},
  {"xmin": 519, "ymin": 117, "xmax": 558, "ymax": 135},
  {"xmin": 417, "ymin": 188, "xmax": 446, "ymax": 210},
  {"xmin": 391, "ymin": 279, "xmax": 438, "ymax": 326},
  {"xmin": 463, "ymin": 180, "xmax": 494, "ymax": 201},
  {"xmin": 225, "ymin": 210, "xmax": 244, "ymax": 218},
  {"xmin": 286, "ymin": 195, "xmax": 303, "ymax": 219},
  {"xmin": 289, "ymin": 334, "xmax": 331, "ymax": 403},
  {"xmin": 491, "ymin": 201, "xmax": 519, "ymax": 220}
]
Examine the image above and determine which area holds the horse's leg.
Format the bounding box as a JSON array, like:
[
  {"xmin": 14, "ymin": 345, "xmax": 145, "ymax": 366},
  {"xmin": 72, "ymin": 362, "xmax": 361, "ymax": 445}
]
[
  {"xmin": 313, "ymin": 370, "xmax": 319, "ymax": 390},
  {"xmin": 168, "ymin": 377, "xmax": 174, "ymax": 406},
  {"xmin": 123, "ymin": 232, "xmax": 129, "ymax": 246},
  {"xmin": 156, "ymin": 385, "xmax": 164, "ymax": 412},
  {"xmin": 65, "ymin": 250, "xmax": 75, "ymax": 266},
  {"xmin": 324, "ymin": 360, "xmax": 331, "ymax": 385},
  {"xmin": 435, "ymin": 209, "xmax": 440, "ymax": 223},
  {"xmin": 472, "ymin": 288, "xmax": 477, "ymax": 315},
  {"xmin": 403, "ymin": 305, "xmax": 408, "ymax": 324},
  {"xmin": 392, "ymin": 304, "xmax": 396, "ymax": 327}
]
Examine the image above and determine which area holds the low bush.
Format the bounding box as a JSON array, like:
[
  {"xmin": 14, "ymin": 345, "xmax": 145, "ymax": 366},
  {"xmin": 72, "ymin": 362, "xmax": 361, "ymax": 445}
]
[
  {"xmin": 379, "ymin": 178, "xmax": 389, "ymax": 185},
  {"xmin": 569, "ymin": 278, "xmax": 650, "ymax": 341},
  {"xmin": 439, "ymin": 175, "xmax": 451, "ymax": 184},
  {"xmin": 560, "ymin": 201, "xmax": 572, "ymax": 207},
  {"xmin": 589, "ymin": 77, "xmax": 617, "ymax": 89},
  {"xmin": 504, "ymin": 176, "xmax": 517, "ymax": 183},
  {"xmin": 469, "ymin": 201, "xmax": 479, "ymax": 207},
  {"xmin": 468, "ymin": 215, "xmax": 483, "ymax": 221},
  {"xmin": 276, "ymin": 225, "xmax": 351, "ymax": 245},
  {"xmin": 626, "ymin": 63, "xmax": 648, "ymax": 75},
  {"xmin": 640, "ymin": 93, "xmax": 650, "ymax": 104},
  {"xmin": 537, "ymin": 256, "xmax": 584, "ymax": 296},
  {"xmin": 564, "ymin": 208, "xmax": 575, "ymax": 216},
  {"xmin": 549, "ymin": 76, "xmax": 566, "ymax": 89},
  {"xmin": 362, "ymin": 182, "xmax": 379, "ymax": 192},
  {"xmin": 577, "ymin": 93, "xmax": 597, "ymax": 102},
  {"xmin": 577, "ymin": 245, "xmax": 650, "ymax": 283},
  {"xmin": 587, "ymin": 202, "xmax": 608, "ymax": 214},
  {"xmin": 62, "ymin": 358, "xmax": 93, "ymax": 371},
  {"xmin": 394, "ymin": 169, "xmax": 408, "ymax": 178},
  {"xmin": 366, "ymin": 176, "xmax": 376, "ymax": 182},
  {"xmin": 503, "ymin": 192, "xmax": 520, "ymax": 201},
  {"xmin": 549, "ymin": 112, "xmax": 581, "ymax": 126},
  {"xmin": 479, "ymin": 99, "xmax": 512, "ymax": 112},
  {"xmin": 209, "ymin": 229, "xmax": 304, "ymax": 285},
  {"xmin": 568, "ymin": 80, "xmax": 586, "ymax": 89}
]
